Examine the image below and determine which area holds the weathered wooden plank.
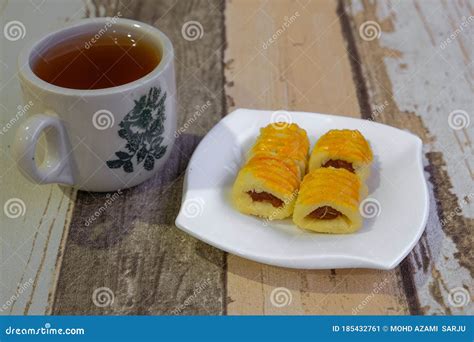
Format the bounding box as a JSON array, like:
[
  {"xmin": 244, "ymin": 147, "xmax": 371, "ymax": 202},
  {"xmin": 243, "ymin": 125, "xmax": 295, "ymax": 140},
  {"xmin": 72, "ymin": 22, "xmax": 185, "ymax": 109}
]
[
  {"xmin": 4, "ymin": 0, "xmax": 471, "ymax": 316},
  {"xmin": 342, "ymin": 0, "xmax": 473, "ymax": 314},
  {"xmin": 224, "ymin": 0, "xmax": 409, "ymax": 315},
  {"xmin": 52, "ymin": 0, "xmax": 227, "ymax": 314},
  {"xmin": 0, "ymin": 0, "xmax": 85, "ymax": 315}
]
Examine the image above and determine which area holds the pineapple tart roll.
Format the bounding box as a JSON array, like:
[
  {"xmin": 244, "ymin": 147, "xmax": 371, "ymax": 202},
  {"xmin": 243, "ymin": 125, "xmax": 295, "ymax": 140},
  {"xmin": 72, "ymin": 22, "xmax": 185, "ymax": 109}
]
[
  {"xmin": 309, "ymin": 129, "xmax": 373, "ymax": 181},
  {"xmin": 293, "ymin": 167, "xmax": 368, "ymax": 233},
  {"xmin": 232, "ymin": 122, "xmax": 309, "ymax": 220}
]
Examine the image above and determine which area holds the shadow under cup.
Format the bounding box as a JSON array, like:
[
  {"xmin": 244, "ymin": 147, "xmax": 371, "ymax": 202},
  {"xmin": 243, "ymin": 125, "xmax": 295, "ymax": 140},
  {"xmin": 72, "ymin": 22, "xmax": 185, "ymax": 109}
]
[{"xmin": 15, "ymin": 18, "xmax": 176, "ymax": 192}]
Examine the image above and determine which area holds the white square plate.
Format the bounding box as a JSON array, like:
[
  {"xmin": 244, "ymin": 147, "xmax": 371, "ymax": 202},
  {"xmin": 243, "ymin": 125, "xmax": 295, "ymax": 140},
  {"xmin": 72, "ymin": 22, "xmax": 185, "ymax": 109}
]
[{"xmin": 175, "ymin": 109, "xmax": 429, "ymax": 269}]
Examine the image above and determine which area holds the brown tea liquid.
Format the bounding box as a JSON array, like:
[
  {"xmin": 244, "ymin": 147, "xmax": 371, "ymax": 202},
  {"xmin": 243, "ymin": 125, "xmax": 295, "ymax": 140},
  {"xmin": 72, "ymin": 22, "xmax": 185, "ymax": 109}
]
[{"xmin": 32, "ymin": 31, "xmax": 161, "ymax": 90}]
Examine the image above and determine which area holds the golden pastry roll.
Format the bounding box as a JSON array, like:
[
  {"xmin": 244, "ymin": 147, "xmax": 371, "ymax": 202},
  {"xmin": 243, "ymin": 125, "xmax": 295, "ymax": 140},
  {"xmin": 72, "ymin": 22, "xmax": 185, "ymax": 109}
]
[
  {"xmin": 309, "ymin": 129, "xmax": 373, "ymax": 181},
  {"xmin": 293, "ymin": 167, "xmax": 368, "ymax": 233},
  {"xmin": 249, "ymin": 122, "xmax": 309, "ymax": 178},
  {"xmin": 232, "ymin": 122, "xmax": 309, "ymax": 220}
]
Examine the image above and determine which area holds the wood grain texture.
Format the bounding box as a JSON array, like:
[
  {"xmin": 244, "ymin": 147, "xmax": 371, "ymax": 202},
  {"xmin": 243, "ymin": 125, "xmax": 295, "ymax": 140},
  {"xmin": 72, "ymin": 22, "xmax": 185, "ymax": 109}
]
[
  {"xmin": 0, "ymin": 0, "xmax": 85, "ymax": 315},
  {"xmin": 224, "ymin": 0, "xmax": 409, "ymax": 315},
  {"xmin": 4, "ymin": 0, "xmax": 470, "ymax": 316},
  {"xmin": 52, "ymin": 0, "xmax": 227, "ymax": 314},
  {"xmin": 342, "ymin": 0, "xmax": 473, "ymax": 314}
]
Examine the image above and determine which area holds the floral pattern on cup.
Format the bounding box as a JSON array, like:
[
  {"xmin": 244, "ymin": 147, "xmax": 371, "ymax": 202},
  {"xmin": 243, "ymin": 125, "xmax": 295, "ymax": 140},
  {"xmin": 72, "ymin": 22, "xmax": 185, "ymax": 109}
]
[{"xmin": 106, "ymin": 87, "xmax": 168, "ymax": 173}]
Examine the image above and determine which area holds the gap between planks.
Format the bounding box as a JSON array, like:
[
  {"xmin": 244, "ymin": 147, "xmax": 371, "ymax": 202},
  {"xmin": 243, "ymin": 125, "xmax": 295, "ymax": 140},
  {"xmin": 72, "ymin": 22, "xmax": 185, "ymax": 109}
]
[{"xmin": 224, "ymin": 0, "xmax": 409, "ymax": 315}]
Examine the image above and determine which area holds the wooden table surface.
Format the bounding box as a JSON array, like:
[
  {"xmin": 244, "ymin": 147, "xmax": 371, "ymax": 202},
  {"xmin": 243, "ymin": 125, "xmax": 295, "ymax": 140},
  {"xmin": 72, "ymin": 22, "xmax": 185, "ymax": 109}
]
[{"xmin": 0, "ymin": 0, "xmax": 472, "ymax": 315}]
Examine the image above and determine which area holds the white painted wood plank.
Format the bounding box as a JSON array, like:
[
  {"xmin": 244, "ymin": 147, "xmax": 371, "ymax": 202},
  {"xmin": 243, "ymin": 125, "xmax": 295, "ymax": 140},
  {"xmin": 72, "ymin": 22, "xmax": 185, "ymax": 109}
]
[
  {"xmin": 348, "ymin": 0, "xmax": 473, "ymax": 315},
  {"xmin": 0, "ymin": 0, "xmax": 85, "ymax": 315}
]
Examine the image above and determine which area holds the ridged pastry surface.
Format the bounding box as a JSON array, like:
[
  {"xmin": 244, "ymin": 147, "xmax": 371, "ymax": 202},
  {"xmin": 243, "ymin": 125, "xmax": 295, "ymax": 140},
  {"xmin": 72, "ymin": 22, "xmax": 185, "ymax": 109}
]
[
  {"xmin": 242, "ymin": 155, "xmax": 300, "ymax": 196},
  {"xmin": 309, "ymin": 129, "xmax": 373, "ymax": 180},
  {"xmin": 250, "ymin": 123, "xmax": 309, "ymax": 175},
  {"xmin": 293, "ymin": 167, "xmax": 366, "ymax": 233},
  {"xmin": 297, "ymin": 168, "xmax": 361, "ymax": 207},
  {"xmin": 232, "ymin": 122, "xmax": 309, "ymax": 219}
]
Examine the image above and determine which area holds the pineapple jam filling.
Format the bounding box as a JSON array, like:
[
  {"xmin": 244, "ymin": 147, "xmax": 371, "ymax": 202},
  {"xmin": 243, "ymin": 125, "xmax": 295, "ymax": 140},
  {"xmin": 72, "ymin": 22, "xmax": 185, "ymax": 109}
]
[
  {"xmin": 247, "ymin": 191, "xmax": 284, "ymax": 208},
  {"xmin": 322, "ymin": 159, "xmax": 355, "ymax": 173},
  {"xmin": 307, "ymin": 206, "xmax": 342, "ymax": 220}
]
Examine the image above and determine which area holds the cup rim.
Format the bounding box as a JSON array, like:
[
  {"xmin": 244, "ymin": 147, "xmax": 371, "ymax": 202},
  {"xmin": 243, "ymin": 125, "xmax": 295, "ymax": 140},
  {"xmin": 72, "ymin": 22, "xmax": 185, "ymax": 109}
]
[{"xmin": 18, "ymin": 17, "xmax": 174, "ymax": 96}]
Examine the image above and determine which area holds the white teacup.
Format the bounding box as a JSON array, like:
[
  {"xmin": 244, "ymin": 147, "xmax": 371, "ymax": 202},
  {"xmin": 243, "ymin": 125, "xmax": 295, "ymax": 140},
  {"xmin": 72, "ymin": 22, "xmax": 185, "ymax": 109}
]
[{"xmin": 14, "ymin": 18, "xmax": 176, "ymax": 192}]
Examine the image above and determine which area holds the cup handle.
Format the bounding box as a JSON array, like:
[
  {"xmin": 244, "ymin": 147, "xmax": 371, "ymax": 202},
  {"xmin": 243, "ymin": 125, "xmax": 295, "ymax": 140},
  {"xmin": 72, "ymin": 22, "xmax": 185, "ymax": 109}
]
[{"xmin": 14, "ymin": 113, "xmax": 75, "ymax": 185}]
